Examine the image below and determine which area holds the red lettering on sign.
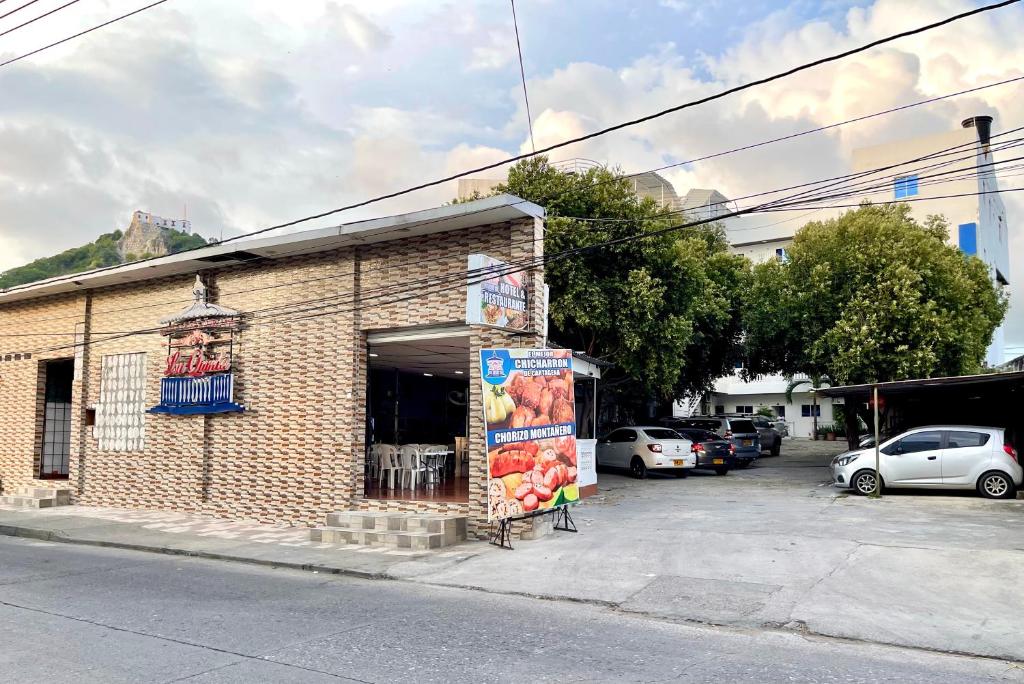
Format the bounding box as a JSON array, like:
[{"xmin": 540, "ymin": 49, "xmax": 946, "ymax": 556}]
[{"xmin": 164, "ymin": 350, "xmax": 231, "ymax": 377}]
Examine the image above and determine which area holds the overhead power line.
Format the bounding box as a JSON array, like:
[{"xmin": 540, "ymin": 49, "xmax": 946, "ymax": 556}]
[
  {"xmin": 510, "ymin": 0, "xmax": 536, "ymax": 154},
  {"xmin": 2, "ymin": 126, "xmax": 1017, "ymax": 330},
  {"xmin": 7, "ymin": 0, "xmax": 1014, "ymax": 296},
  {"xmin": 0, "ymin": 0, "xmax": 43, "ymax": 22},
  {"xmin": 17, "ymin": 131, "xmax": 1020, "ymax": 353},
  {"xmin": 0, "ymin": 0, "xmax": 82, "ymax": 39},
  {"xmin": 0, "ymin": 0, "xmax": 170, "ymax": 68}
]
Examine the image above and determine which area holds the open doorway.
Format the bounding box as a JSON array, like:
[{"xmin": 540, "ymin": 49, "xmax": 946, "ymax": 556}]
[
  {"xmin": 39, "ymin": 359, "xmax": 74, "ymax": 479},
  {"xmin": 365, "ymin": 335, "xmax": 470, "ymax": 503}
]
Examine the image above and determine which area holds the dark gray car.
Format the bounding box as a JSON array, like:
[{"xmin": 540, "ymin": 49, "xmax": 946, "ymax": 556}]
[
  {"xmin": 671, "ymin": 416, "xmax": 759, "ymax": 468},
  {"xmin": 749, "ymin": 416, "xmax": 782, "ymax": 457}
]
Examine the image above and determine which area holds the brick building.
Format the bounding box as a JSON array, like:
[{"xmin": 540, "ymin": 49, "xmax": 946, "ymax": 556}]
[{"xmin": 0, "ymin": 195, "xmax": 546, "ymax": 539}]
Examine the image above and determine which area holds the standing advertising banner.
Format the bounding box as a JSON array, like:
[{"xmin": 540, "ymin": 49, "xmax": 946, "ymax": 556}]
[
  {"xmin": 480, "ymin": 348, "xmax": 580, "ymax": 521},
  {"xmin": 465, "ymin": 254, "xmax": 529, "ymax": 331}
]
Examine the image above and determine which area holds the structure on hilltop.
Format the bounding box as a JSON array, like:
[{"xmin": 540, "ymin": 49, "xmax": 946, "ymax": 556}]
[{"xmin": 119, "ymin": 211, "xmax": 194, "ymax": 259}]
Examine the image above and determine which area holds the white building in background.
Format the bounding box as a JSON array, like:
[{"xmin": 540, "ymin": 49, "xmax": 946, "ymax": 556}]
[{"xmin": 676, "ymin": 115, "xmax": 1013, "ymax": 436}]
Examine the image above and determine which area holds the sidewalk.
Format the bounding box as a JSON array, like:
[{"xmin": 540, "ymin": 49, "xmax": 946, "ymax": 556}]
[
  {"xmin": 3, "ymin": 449, "xmax": 1023, "ymax": 665},
  {"xmin": 0, "ymin": 504, "xmax": 488, "ymax": 579}
]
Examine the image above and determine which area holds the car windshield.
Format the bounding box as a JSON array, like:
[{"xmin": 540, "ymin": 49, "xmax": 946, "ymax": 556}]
[
  {"xmin": 730, "ymin": 419, "xmax": 757, "ymax": 433},
  {"xmin": 687, "ymin": 430, "xmax": 720, "ymax": 442},
  {"xmin": 644, "ymin": 428, "xmax": 683, "ymax": 440}
]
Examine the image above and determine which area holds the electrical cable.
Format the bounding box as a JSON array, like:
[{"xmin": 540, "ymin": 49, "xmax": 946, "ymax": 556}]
[
  {"xmin": 510, "ymin": 0, "xmax": 536, "ymax": 154},
  {"xmin": 0, "ymin": 0, "xmax": 169, "ymax": 68},
  {"xmin": 5, "ymin": 0, "xmax": 1016, "ymax": 293},
  {"xmin": 0, "ymin": 0, "xmax": 42, "ymax": 22},
  {"xmin": 4, "ymin": 127, "xmax": 1019, "ymax": 333},
  {"xmin": 24, "ymin": 178, "xmax": 1022, "ymax": 356},
  {"xmin": 0, "ymin": 0, "xmax": 83, "ymax": 39}
]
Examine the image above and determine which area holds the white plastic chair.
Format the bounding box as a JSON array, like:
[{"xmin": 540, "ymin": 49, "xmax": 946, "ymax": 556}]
[
  {"xmin": 377, "ymin": 444, "xmax": 400, "ymax": 489},
  {"xmin": 400, "ymin": 444, "xmax": 427, "ymax": 489},
  {"xmin": 368, "ymin": 444, "xmax": 381, "ymax": 480},
  {"xmin": 422, "ymin": 445, "xmax": 448, "ymax": 483}
]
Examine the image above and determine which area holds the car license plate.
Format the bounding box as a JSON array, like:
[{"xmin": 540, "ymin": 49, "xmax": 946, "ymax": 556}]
[
  {"xmin": 713, "ymin": 458, "xmax": 724, "ymax": 464},
  {"xmin": 673, "ymin": 459, "xmax": 685, "ymax": 466},
  {"xmin": 742, "ymin": 439, "xmax": 752, "ymax": 446}
]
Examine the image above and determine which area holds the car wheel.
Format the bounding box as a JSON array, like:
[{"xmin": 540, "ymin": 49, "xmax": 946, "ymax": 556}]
[
  {"xmin": 852, "ymin": 469, "xmax": 880, "ymax": 495},
  {"xmin": 630, "ymin": 456, "xmax": 648, "ymax": 480},
  {"xmin": 977, "ymin": 471, "xmax": 1017, "ymax": 499},
  {"xmin": 771, "ymin": 443, "xmax": 781, "ymax": 457},
  {"xmin": 714, "ymin": 467, "xmax": 729, "ymax": 476}
]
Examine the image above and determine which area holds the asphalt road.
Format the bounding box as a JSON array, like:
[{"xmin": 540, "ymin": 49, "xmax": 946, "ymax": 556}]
[{"xmin": 1, "ymin": 536, "xmax": 1020, "ymax": 683}]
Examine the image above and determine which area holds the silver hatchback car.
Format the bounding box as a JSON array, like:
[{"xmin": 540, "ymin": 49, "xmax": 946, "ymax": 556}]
[{"xmin": 831, "ymin": 425, "xmax": 1021, "ymax": 499}]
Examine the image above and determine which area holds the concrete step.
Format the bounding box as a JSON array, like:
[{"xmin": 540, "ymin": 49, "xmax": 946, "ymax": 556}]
[
  {"xmin": 0, "ymin": 495, "xmax": 56, "ymax": 508},
  {"xmin": 17, "ymin": 487, "xmax": 71, "ymax": 504},
  {"xmin": 322, "ymin": 511, "xmax": 467, "ymax": 544},
  {"xmin": 311, "ymin": 526, "xmax": 448, "ymax": 550}
]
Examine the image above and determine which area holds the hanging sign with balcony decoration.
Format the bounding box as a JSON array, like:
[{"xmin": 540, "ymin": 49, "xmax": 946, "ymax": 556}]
[{"xmin": 147, "ymin": 275, "xmax": 244, "ymax": 415}]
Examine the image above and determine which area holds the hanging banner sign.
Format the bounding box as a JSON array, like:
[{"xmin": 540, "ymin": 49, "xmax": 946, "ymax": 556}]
[
  {"xmin": 480, "ymin": 348, "xmax": 579, "ymax": 521},
  {"xmin": 466, "ymin": 254, "xmax": 529, "ymax": 331}
]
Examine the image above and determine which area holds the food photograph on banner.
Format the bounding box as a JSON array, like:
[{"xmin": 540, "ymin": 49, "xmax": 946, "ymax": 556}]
[
  {"xmin": 465, "ymin": 253, "xmax": 529, "ymax": 331},
  {"xmin": 480, "ymin": 348, "xmax": 580, "ymax": 521}
]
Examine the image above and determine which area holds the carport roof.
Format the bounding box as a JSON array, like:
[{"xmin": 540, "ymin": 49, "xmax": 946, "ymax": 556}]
[{"xmin": 817, "ymin": 370, "xmax": 1024, "ymax": 397}]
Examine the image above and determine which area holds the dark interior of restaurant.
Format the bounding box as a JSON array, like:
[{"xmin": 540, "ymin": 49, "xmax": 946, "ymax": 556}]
[{"xmin": 364, "ymin": 337, "xmax": 471, "ymax": 502}]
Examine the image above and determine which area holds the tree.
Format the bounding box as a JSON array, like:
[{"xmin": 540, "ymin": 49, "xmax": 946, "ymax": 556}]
[
  {"xmin": 490, "ymin": 157, "xmax": 749, "ymax": 420},
  {"xmin": 744, "ymin": 203, "xmax": 1007, "ymax": 447},
  {"xmin": 784, "ymin": 374, "xmax": 831, "ymax": 440}
]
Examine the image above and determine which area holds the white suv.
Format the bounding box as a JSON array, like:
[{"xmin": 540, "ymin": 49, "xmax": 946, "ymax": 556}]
[{"xmin": 831, "ymin": 426, "xmax": 1021, "ymax": 498}]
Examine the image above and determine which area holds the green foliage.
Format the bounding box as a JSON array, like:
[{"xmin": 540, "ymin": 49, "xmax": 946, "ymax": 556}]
[
  {"xmin": 0, "ymin": 228, "xmax": 208, "ymax": 289},
  {"xmin": 755, "ymin": 406, "xmax": 775, "ymax": 417},
  {"xmin": 744, "ymin": 203, "xmax": 1007, "ymax": 385},
  {"xmin": 495, "ymin": 157, "xmax": 749, "ymax": 401}
]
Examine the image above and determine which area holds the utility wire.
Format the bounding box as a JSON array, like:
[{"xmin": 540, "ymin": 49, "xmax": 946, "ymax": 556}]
[
  {"xmin": 23, "ymin": 179, "xmax": 1023, "ymax": 354},
  {"xmin": 6, "ymin": 0, "xmax": 1015, "ymax": 294},
  {"xmin": 3, "ymin": 129, "xmax": 1017, "ymax": 331},
  {"xmin": 0, "ymin": 0, "xmax": 42, "ymax": 22},
  {"xmin": 0, "ymin": 0, "xmax": 82, "ymax": 39},
  {"xmin": 510, "ymin": 0, "xmax": 536, "ymax": 153},
  {"xmin": 0, "ymin": 0, "xmax": 169, "ymax": 68}
]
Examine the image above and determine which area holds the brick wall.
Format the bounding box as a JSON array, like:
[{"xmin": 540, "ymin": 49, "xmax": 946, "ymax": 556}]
[{"xmin": 0, "ymin": 217, "xmax": 545, "ymax": 536}]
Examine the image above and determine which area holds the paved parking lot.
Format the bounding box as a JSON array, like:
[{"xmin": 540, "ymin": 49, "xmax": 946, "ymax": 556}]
[{"xmin": 402, "ymin": 439, "xmax": 1024, "ymax": 661}]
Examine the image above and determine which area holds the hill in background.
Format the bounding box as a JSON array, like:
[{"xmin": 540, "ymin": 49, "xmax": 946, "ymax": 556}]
[{"xmin": 0, "ymin": 212, "xmax": 211, "ymax": 289}]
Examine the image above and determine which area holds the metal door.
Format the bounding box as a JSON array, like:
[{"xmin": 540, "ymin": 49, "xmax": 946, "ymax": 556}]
[{"xmin": 39, "ymin": 359, "xmax": 74, "ymax": 479}]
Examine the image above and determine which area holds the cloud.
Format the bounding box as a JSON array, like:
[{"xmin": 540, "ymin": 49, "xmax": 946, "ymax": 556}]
[
  {"xmin": 0, "ymin": 0, "xmax": 1019, "ymax": 359},
  {"xmin": 324, "ymin": 3, "xmax": 391, "ymax": 53}
]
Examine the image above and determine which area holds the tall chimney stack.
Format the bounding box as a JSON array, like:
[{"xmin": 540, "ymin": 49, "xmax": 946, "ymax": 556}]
[{"xmin": 961, "ymin": 115, "xmax": 993, "ymax": 145}]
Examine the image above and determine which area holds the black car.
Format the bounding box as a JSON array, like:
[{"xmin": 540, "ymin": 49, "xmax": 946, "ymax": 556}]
[{"xmin": 674, "ymin": 427, "xmax": 736, "ymax": 475}]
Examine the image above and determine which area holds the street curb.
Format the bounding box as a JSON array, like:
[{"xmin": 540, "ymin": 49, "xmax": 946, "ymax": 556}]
[
  {"xmin": 0, "ymin": 524, "xmax": 387, "ymax": 580},
  {"xmin": 4, "ymin": 522, "xmax": 1022, "ymax": 665}
]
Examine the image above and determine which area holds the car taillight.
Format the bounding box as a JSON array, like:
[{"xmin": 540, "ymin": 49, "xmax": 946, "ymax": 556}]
[
  {"xmin": 691, "ymin": 442, "xmax": 705, "ymax": 454},
  {"xmin": 648, "ymin": 443, "xmax": 663, "ymax": 453},
  {"xmin": 1004, "ymin": 444, "xmax": 1019, "ymax": 463},
  {"xmin": 729, "ymin": 443, "xmax": 736, "ymax": 454}
]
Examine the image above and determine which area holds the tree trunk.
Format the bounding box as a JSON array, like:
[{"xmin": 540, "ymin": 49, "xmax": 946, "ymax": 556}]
[
  {"xmin": 812, "ymin": 393, "xmax": 818, "ymax": 440},
  {"xmin": 844, "ymin": 403, "xmax": 860, "ymax": 450}
]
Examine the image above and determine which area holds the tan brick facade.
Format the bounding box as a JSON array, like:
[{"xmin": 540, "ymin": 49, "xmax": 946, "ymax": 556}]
[{"xmin": 0, "ymin": 217, "xmax": 544, "ymax": 538}]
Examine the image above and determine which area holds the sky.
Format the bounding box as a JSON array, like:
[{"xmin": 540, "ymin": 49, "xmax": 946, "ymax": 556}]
[{"xmin": 0, "ymin": 0, "xmax": 1021, "ymax": 359}]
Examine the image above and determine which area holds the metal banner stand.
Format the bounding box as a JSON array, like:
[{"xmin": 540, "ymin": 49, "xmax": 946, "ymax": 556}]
[
  {"xmin": 490, "ymin": 518, "xmax": 514, "ymax": 550},
  {"xmin": 552, "ymin": 505, "xmax": 577, "ymax": 532}
]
